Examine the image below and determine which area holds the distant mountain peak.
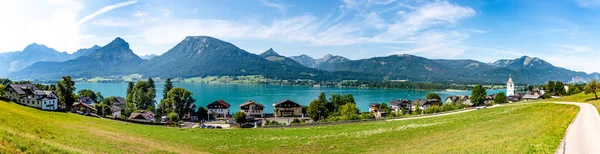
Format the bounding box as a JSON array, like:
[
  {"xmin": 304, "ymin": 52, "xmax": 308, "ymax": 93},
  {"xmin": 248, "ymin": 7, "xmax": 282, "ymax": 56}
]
[{"xmin": 260, "ymin": 48, "xmax": 281, "ymax": 57}]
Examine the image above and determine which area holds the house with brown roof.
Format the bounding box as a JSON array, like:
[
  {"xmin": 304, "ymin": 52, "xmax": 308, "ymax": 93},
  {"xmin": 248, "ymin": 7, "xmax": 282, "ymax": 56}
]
[
  {"xmin": 412, "ymin": 99, "xmax": 442, "ymax": 110},
  {"xmin": 78, "ymin": 97, "xmax": 96, "ymax": 107},
  {"xmin": 72, "ymin": 102, "xmax": 97, "ymax": 113},
  {"xmin": 273, "ymin": 99, "xmax": 302, "ymax": 117},
  {"xmin": 369, "ymin": 103, "xmax": 386, "ymax": 118},
  {"xmin": 240, "ymin": 100, "xmax": 264, "ymax": 118},
  {"xmin": 389, "ymin": 99, "xmax": 411, "ymax": 112},
  {"xmin": 5, "ymin": 84, "xmax": 59, "ymax": 110},
  {"xmin": 207, "ymin": 99, "xmax": 230, "ymax": 118},
  {"xmin": 128, "ymin": 111, "xmax": 156, "ymax": 122}
]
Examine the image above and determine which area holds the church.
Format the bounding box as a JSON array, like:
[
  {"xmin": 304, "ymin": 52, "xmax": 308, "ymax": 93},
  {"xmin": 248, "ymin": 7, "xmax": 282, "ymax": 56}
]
[{"xmin": 506, "ymin": 76, "xmax": 515, "ymax": 96}]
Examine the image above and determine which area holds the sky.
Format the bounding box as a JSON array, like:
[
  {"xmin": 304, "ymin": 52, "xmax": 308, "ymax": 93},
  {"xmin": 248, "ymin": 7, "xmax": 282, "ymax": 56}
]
[{"xmin": 2, "ymin": 0, "xmax": 600, "ymax": 73}]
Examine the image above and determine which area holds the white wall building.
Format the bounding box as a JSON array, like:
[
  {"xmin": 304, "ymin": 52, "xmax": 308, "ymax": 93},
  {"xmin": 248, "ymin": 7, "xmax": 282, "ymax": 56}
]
[{"xmin": 507, "ymin": 76, "xmax": 515, "ymax": 96}]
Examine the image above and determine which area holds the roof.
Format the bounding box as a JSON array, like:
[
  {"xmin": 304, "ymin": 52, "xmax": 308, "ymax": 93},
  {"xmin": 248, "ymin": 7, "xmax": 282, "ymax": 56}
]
[
  {"xmin": 239, "ymin": 100, "xmax": 264, "ymax": 107},
  {"xmin": 522, "ymin": 94, "xmax": 542, "ymax": 99},
  {"xmin": 273, "ymin": 99, "xmax": 300, "ymax": 107},
  {"xmin": 445, "ymin": 96, "xmax": 459, "ymax": 102},
  {"xmin": 507, "ymin": 77, "xmax": 513, "ymax": 84},
  {"xmin": 110, "ymin": 105, "xmax": 122, "ymax": 112},
  {"xmin": 114, "ymin": 97, "xmax": 126, "ymax": 105},
  {"xmin": 210, "ymin": 99, "xmax": 231, "ymax": 108},
  {"xmin": 72, "ymin": 102, "xmax": 97, "ymax": 111},
  {"xmin": 412, "ymin": 99, "xmax": 426, "ymax": 105},
  {"xmin": 128, "ymin": 111, "xmax": 156, "ymax": 120},
  {"xmin": 78, "ymin": 97, "xmax": 96, "ymax": 105},
  {"xmin": 389, "ymin": 99, "xmax": 411, "ymax": 106},
  {"xmin": 8, "ymin": 84, "xmax": 38, "ymax": 95},
  {"xmin": 369, "ymin": 103, "xmax": 381, "ymax": 107}
]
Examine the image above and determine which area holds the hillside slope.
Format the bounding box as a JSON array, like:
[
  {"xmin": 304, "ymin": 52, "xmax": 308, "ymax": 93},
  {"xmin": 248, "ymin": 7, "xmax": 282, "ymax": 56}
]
[{"xmin": 0, "ymin": 100, "xmax": 577, "ymax": 153}]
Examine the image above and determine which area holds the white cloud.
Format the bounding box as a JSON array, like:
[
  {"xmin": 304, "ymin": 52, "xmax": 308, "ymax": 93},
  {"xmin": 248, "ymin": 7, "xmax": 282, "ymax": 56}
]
[
  {"xmin": 0, "ymin": 0, "xmax": 137, "ymax": 53},
  {"xmin": 552, "ymin": 44, "xmax": 595, "ymax": 53},
  {"xmin": 574, "ymin": 0, "xmax": 600, "ymax": 8},
  {"xmin": 259, "ymin": 0, "xmax": 285, "ymax": 12},
  {"xmin": 133, "ymin": 11, "xmax": 147, "ymax": 18},
  {"xmin": 77, "ymin": 0, "xmax": 138, "ymax": 25}
]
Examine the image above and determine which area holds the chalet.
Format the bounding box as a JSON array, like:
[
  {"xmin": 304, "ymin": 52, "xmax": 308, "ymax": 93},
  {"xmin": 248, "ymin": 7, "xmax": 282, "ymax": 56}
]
[
  {"xmin": 72, "ymin": 102, "xmax": 97, "ymax": 113},
  {"xmin": 522, "ymin": 94, "xmax": 542, "ymax": 101},
  {"xmin": 5, "ymin": 84, "xmax": 59, "ymax": 110},
  {"xmin": 445, "ymin": 95, "xmax": 469, "ymax": 105},
  {"xmin": 128, "ymin": 111, "xmax": 156, "ymax": 122},
  {"xmin": 484, "ymin": 94, "xmax": 496, "ymax": 105},
  {"xmin": 412, "ymin": 99, "xmax": 441, "ymax": 110},
  {"xmin": 273, "ymin": 99, "xmax": 302, "ymax": 117},
  {"xmin": 78, "ymin": 97, "xmax": 96, "ymax": 107},
  {"xmin": 389, "ymin": 99, "xmax": 412, "ymax": 112},
  {"xmin": 207, "ymin": 99, "xmax": 230, "ymax": 118},
  {"xmin": 240, "ymin": 100, "xmax": 265, "ymax": 118},
  {"xmin": 113, "ymin": 97, "xmax": 126, "ymax": 109},
  {"xmin": 110, "ymin": 105, "xmax": 122, "ymax": 119},
  {"xmin": 369, "ymin": 103, "xmax": 386, "ymax": 118},
  {"xmin": 183, "ymin": 104, "xmax": 198, "ymax": 121}
]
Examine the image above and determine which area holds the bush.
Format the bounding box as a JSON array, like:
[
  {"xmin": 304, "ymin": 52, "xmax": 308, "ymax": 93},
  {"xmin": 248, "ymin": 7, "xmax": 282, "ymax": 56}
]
[
  {"xmin": 326, "ymin": 116, "xmax": 342, "ymax": 122},
  {"xmin": 423, "ymin": 106, "xmax": 442, "ymax": 114},
  {"xmin": 167, "ymin": 112, "xmax": 179, "ymax": 122},
  {"xmin": 233, "ymin": 111, "xmax": 246, "ymax": 125},
  {"xmin": 291, "ymin": 118, "xmax": 301, "ymax": 124},
  {"xmin": 360, "ymin": 112, "xmax": 374, "ymax": 120},
  {"xmin": 348, "ymin": 114, "xmax": 360, "ymax": 120},
  {"xmin": 387, "ymin": 111, "xmax": 399, "ymax": 118}
]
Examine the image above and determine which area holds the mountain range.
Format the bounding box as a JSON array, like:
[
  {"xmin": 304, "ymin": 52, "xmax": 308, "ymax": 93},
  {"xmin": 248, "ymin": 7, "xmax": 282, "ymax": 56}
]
[
  {"xmin": 6, "ymin": 36, "xmax": 599, "ymax": 84},
  {"xmin": 0, "ymin": 43, "xmax": 99, "ymax": 77}
]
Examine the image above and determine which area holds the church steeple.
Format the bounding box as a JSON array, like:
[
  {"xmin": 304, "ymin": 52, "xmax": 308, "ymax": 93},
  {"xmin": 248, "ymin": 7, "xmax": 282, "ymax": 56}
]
[{"xmin": 506, "ymin": 75, "xmax": 515, "ymax": 96}]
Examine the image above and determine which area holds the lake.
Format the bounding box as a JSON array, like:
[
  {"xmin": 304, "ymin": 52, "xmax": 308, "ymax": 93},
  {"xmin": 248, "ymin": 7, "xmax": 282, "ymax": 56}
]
[{"xmin": 76, "ymin": 83, "xmax": 505, "ymax": 113}]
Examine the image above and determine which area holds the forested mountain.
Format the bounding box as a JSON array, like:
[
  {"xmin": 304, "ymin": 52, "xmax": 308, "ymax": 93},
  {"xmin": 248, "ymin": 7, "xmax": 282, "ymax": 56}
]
[
  {"xmin": 289, "ymin": 54, "xmax": 350, "ymax": 70},
  {"xmin": 137, "ymin": 36, "xmax": 383, "ymax": 81},
  {"xmin": 0, "ymin": 43, "xmax": 98, "ymax": 77},
  {"xmin": 259, "ymin": 48, "xmax": 306, "ymax": 67},
  {"xmin": 7, "ymin": 36, "xmax": 599, "ymax": 84},
  {"xmin": 10, "ymin": 37, "xmax": 144, "ymax": 79}
]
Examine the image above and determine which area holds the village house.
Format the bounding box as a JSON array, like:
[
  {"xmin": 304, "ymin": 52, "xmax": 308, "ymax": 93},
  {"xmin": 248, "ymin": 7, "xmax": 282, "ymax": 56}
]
[
  {"xmin": 389, "ymin": 99, "xmax": 412, "ymax": 112},
  {"xmin": 522, "ymin": 94, "xmax": 542, "ymax": 101},
  {"xmin": 113, "ymin": 97, "xmax": 126, "ymax": 109},
  {"xmin": 110, "ymin": 105, "xmax": 122, "ymax": 118},
  {"xmin": 445, "ymin": 96, "xmax": 459, "ymax": 104},
  {"xmin": 128, "ymin": 111, "xmax": 156, "ymax": 122},
  {"xmin": 78, "ymin": 97, "xmax": 96, "ymax": 107},
  {"xmin": 240, "ymin": 100, "xmax": 265, "ymax": 118},
  {"xmin": 182, "ymin": 104, "xmax": 198, "ymax": 121},
  {"xmin": 207, "ymin": 99, "xmax": 230, "ymax": 118},
  {"xmin": 369, "ymin": 103, "xmax": 387, "ymax": 118},
  {"xmin": 484, "ymin": 94, "xmax": 497, "ymax": 105},
  {"xmin": 5, "ymin": 84, "xmax": 59, "ymax": 110},
  {"xmin": 412, "ymin": 99, "xmax": 442, "ymax": 110},
  {"xmin": 72, "ymin": 102, "xmax": 97, "ymax": 113},
  {"xmin": 273, "ymin": 99, "xmax": 302, "ymax": 117}
]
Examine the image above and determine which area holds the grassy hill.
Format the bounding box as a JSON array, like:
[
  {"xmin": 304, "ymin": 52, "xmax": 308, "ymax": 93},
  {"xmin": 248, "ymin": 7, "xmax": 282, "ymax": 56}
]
[
  {"xmin": 549, "ymin": 92, "xmax": 600, "ymax": 114},
  {"xmin": 0, "ymin": 100, "xmax": 577, "ymax": 153}
]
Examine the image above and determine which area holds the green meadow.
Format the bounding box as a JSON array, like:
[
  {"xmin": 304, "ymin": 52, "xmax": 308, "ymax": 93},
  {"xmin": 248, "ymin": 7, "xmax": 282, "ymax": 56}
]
[{"xmin": 0, "ymin": 100, "xmax": 577, "ymax": 154}]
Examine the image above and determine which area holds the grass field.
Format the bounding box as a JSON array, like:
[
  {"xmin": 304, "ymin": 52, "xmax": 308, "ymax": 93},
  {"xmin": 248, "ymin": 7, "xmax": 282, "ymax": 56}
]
[
  {"xmin": 549, "ymin": 92, "xmax": 600, "ymax": 113},
  {"xmin": 0, "ymin": 100, "xmax": 577, "ymax": 154}
]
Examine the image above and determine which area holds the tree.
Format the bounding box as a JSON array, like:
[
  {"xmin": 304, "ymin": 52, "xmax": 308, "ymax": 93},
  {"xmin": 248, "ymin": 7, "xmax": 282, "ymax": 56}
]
[
  {"xmin": 339, "ymin": 103, "xmax": 359, "ymax": 117},
  {"xmin": 96, "ymin": 92, "xmax": 104, "ymax": 103},
  {"xmin": 126, "ymin": 81, "xmax": 134, "ymax": 107},
  {"xmin": 0, "ymin": 85, "xmax": 5, "ymax": 98},
  {"xmin": 163, "ymin": 78, "xmax": 173, "ymax": 100},
  {"xmin": 57, "ymin": 76, "xmax": 76, "ymax": 110},
  {"xmin": 196, "ymin": 107, "xmax": 208, "ymax": 121},
  {"xmin": 584, "ymin": 79, "xmax": 600, "ymax": 99},
  {"xmin": 546, "ymin": 80, "xmax": 555, "ymax": 95},
  {"xmin": 494, "ymin": 92, "xmax": 507, "ymax": 104},
  {"xmin": 78, "ymin": 89, "xmax": 97, "ymax": 102},
  {"xmin": 167, "ymin": 112, "xmax": 179, "ymax": 122},
  {"xmin": 470, "ymin": 84, "xmax": 487, "ymax": 106},
  {"xmin": 0, "ymin": 78, "xmax": 11, "ymax": 86},
  {"xmin": 555, "ymin": 81, "xmax": 566, "ymax": 96},
  {"xmin": 307, "ymin": 99, "xmax": 328, "ymax": 121},
  {"xmin": 234, "ymin": 111, "xmax": 246, "ymax": 126},
  {"xmin": 378, "ymin": 102, "xmax": 391, "ymax": 113},
  {"xmin": 426, "ymin": 93, "xmax": 441, "ymax": 100},
  {"xmin": 163, "ymin": 88, "xmax": 196, "ymax": 120}
]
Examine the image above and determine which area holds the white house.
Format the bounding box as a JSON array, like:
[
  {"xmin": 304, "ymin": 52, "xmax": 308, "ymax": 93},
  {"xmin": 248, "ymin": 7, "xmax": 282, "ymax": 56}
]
[
  {"xmin": 5, "ymin": 84, "xmax": 59, "ymax": 110},
  {"xmin": 506, "ymin": 76, "xmax": 515, "ymax": 96},
  {"xmin": 207, "ymin": 99, "xmax": 230, "ymax": 118},
  {"xmin": 239, "ymin": 100, "xmax": 264, "ymax": 118}
]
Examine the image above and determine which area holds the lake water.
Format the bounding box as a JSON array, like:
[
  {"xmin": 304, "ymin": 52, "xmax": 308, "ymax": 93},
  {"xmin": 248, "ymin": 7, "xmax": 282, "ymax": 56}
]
[{"xmin": 76, "ymin": 83, "xmax": 505, "ymax": 113}]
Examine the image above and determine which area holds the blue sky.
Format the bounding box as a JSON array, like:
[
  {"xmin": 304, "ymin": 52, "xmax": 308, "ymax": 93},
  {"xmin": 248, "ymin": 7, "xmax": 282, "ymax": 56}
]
[{"xmin": 2, "ymin": 0, "xmax": 600, "ymax": 73}]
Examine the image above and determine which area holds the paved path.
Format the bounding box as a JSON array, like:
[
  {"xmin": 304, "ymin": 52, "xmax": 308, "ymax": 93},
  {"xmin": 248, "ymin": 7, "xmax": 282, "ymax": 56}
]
[{"xmin": 555, "ymin": 102, "xmax": 600, "ymax": 154}]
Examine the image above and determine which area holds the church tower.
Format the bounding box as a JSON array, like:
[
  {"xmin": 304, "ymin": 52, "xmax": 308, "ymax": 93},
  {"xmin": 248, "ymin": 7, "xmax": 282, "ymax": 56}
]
[{"xmin": 506, "ymin": 75, "xmax": 515, "ymax": 96}]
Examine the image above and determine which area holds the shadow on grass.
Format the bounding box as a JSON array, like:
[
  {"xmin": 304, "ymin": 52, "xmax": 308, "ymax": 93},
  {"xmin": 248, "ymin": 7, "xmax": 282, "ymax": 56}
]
[{"xmin": 585, "ymin": 98, "xmax": 600, "ymax": 102}]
